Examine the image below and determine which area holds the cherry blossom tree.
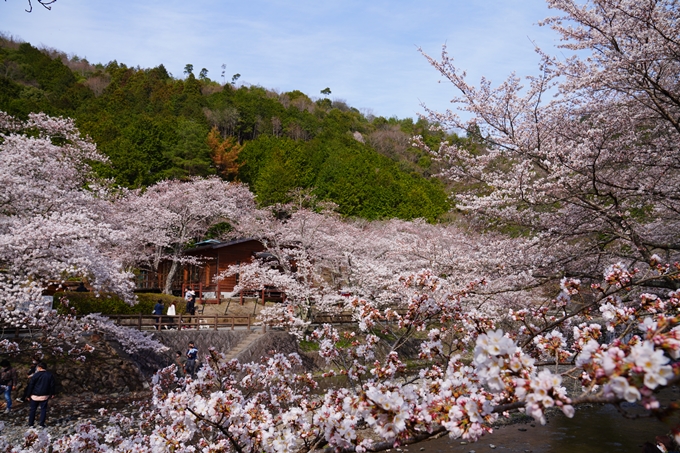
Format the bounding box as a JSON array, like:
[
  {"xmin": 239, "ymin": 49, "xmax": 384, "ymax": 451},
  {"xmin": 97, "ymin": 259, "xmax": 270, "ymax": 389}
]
[
  {"xmin": 221, "ymin": 204, "xmax": 466, "ymax": 333},
  {"xmin": 8, "ymin": 262, "xmax": 680, "ymax": 452},
  {"xmin": 120, "ymin": 177, "xmax": 257, "ymax": 294},
  {"xmin": 4, "ymin": 1, "xmax": 680, "ymax": 450},
  {"xmin": 418, "ymin": 0, "xmax": 680, "ymax": 294},
  {"xmin": 0, "ymin": 111, "xmax": 165, "ymax": 359}
]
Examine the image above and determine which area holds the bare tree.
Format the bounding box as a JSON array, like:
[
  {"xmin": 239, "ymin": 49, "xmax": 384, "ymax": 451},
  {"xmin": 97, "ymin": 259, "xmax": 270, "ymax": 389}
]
[
  {"xmin": 84, "ymin": 75, "xmax": 111, "ymax": 97},
  {"xmin": 367, "ymin": 126, "xmax": 411, "ymax": 161},
  {"xmin": 203, "ymin": 107, "xmax": 240, "ymax": 138},
  {"xmin": 10, "ymin": 0, "xmax": 57, "ymax": 13}
]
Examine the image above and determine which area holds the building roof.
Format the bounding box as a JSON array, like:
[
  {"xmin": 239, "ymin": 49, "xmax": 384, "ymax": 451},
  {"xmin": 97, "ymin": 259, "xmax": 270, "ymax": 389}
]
[{"xmin": 184, "ymin": 237, "xmax": 261, "ymax": 254}]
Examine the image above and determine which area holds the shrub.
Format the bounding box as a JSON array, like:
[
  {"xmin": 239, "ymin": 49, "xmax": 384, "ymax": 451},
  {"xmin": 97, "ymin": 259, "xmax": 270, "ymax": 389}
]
[{"xmin": 53, "ymin": 292, "xmax": 186, "ymax": 316}]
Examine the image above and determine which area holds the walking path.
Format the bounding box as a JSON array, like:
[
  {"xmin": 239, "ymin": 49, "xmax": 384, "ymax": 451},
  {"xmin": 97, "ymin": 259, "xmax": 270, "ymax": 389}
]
[
  {"xmin": 199, "ymin": 298, "xmax": 269, "ymax": 317},
  {"xmin": 222, "ymin": 330, "xmax": 263, "ymax": 361}
]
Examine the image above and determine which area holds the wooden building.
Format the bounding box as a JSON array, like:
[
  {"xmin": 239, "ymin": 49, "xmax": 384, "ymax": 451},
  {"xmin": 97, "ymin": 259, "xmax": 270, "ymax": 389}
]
[
  {"xmin": 135, "ymin": 238, "xmax": 272, "ymax": 303},
  {"xmin": 136, "ymin": 239, "xmax": 285, "ymax": 303},
  {"xmin": 180, "ymin": 238, "xmax": 265, "ymax": 302}
]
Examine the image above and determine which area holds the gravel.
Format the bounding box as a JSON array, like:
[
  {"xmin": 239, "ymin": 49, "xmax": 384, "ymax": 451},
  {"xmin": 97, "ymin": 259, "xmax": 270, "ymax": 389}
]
[{"xmin": 0, "ymin": 391, "xmax": 151, "ymax": 446}]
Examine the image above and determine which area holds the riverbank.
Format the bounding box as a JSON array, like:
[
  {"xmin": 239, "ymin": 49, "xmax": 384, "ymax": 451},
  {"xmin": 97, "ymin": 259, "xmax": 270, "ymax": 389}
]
[
  {"xmin": 418, "ymin": 388, "xmax": 680, "ymax": 453},
  {"xmin": 0, "ymin": 390, "xmax": 151, "ymax": 446}
]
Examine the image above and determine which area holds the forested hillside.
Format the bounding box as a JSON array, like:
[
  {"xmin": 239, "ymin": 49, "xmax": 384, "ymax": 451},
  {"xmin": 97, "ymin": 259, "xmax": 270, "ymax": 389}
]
[{"xmin": 0, "ymin": 36, "xmax": 459, "ymax": 221}]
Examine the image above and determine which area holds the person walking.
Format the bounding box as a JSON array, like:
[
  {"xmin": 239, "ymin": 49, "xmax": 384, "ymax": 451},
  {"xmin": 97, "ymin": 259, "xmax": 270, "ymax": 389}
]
[
  {"xmin": 166, "ymin": 301, "xmax": 177, "ymax": 329},
  {"xmin": 185, "ymin": 342, "xmax": 198, "ymax": 378},
  {"xmin": 19, "ymin": 358, "xmax": 39, "ymax": 403},
  {"xmin": 185, "ymin": 296, "xmax": 196, "ymax": 316},
  {"xmin": 184, "ymin": 296, "xmax": 196, "ymax": 329},
  {"xmin": 153, "ymin": 299, "xmax": 164, "ymax": 330},
  {"xmin": 174, "ymin": 351, "xmax": 185, "ymax": 378},
  {"xmin": 0, "ymin": 360, "xmax": 17, "ymax": 414},
  {"xmin": 26, "ymin": 362, "xmax": 56, "ymax": 428}
]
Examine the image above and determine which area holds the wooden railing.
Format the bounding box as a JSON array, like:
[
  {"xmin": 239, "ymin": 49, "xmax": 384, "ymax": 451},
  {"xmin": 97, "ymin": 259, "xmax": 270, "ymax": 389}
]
[
  {"xmin": 238, "ymin": 288, "xmax": 285, "ymax": 305},
  {"xmin": 110, "ymin": 314, "xmax": 262, "ymax": 332},
  {"xmin": 310, "ymin": 313, "xmax": 355, "ymax": 324},
  {"xmin": 0, "ymin": 313, "xmax": 359, "ymax": 338},
  {"xmin": 0, "ymin": 325, "xmax": 32, "ymax": 338}
]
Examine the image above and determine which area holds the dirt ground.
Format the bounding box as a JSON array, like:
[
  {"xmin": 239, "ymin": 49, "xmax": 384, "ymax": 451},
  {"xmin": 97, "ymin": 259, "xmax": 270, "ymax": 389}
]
[{"xmin": 198, "ymin": 298, "xmax": 276, "ymax": 317}]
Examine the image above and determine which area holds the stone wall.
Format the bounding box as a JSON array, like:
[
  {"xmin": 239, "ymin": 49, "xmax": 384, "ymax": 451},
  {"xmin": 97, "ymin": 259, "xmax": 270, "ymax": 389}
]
[
  {"xmin": 13, "ymin": 334, "xmax": 151, "ymax": 396},
  {"xmin": 121, "ymin": 329, "xmax": 303, "ymax": 373},
  {"xmin": 151, "ymin": 329, "xmax": 305, "ymax": 369},
  {"xmin": 12, "ymin": 330, "xmax": 308, "ymax": 397},
  {"xmin": 233, "ymin": 330, "xmax": 305, "ymax": 364},
  {"xmin": 150, "ymin": 329, "xmax": 252, "ymax": 366}
]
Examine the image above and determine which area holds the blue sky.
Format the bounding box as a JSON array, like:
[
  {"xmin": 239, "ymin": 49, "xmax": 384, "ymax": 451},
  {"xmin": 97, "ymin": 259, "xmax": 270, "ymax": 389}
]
[{"xmin": 2, "ymin": 0, "xmax": 559, "ymax": 119}]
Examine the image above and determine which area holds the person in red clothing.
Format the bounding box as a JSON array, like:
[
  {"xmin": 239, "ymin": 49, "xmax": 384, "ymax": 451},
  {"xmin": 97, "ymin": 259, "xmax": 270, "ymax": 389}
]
[{"xmin": 26, "ymin": 362, "xmax": 56, "ymax": 428}]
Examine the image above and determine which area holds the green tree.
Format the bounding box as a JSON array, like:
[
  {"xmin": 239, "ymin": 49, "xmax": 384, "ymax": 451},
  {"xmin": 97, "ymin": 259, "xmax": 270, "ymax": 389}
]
[{"xmin": 161, "ymin": 118, "xmax": 213, "ymax": 179}]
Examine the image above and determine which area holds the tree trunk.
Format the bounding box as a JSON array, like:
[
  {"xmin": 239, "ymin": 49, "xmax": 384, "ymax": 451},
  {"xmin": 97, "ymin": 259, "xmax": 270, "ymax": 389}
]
[{"xmin": 163, "ymin": 260, "xmax": 180, "ymax": 295}]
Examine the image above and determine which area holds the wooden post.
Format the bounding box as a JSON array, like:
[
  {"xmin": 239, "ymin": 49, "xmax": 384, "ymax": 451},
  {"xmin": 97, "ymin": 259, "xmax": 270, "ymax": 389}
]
[
  {"xmin": 214, "ymin": 314, "xmax": 218, "ymax": 331},
  {"xmin": 240, "ymin": 291, "xmax": 244, "ymax": 305},
  {"xmin": 231, "ymin": 317, "xmax": 234, "ymax": 330},
  {"xmin": 261, "ymin": 288, "xmax": 265, "ymax": 305},
  {"xmin": 247, "ymin": 315, "xmax": 251, "ymax": 330}
]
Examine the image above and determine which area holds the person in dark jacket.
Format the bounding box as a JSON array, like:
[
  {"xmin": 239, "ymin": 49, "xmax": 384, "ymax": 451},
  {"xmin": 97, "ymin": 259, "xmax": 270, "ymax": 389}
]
[
  {"xmin": 153, "ymin": 299, "xmax": 164, "ymax": 330},
  {"xmin": 186, "ymin": 341, "xmax": 198, "ymax": 378},
  {"xmin": 185, "ymin": 297, "xmax": 196, "ymax": 316},
  {"xmin": 0, "ymin": 360, "xmax": 17, "ymax": 414},
  {"xmin": 74, "ymin": 282, "xmax": 89, "ymax": 292},
  {"xmin": 26, "ymin": 362, "xmax": 56, "ymax": 428}
]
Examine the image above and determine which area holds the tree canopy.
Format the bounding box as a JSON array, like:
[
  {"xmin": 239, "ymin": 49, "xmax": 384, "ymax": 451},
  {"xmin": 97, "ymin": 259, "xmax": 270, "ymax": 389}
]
[{"xmin": 0, "ymin": 35, "xmax": 453, "ymax": 221}]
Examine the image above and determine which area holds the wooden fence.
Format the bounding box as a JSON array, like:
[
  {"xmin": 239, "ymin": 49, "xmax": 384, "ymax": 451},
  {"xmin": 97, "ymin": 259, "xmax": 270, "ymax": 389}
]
[
  {"xmin": 110, "ymin": 312, "xmax": 356, "ymax": 331},
  {"xmin": 309, "ymin": 313, "xmax": 355, "ymax": 324},
  {"xmin": 110, "ymin": 314, "xmax": 261, "ymax": 331},
  {"xmin": 0, "ymin": 312, "xmax": 358, "ymax": 338}
]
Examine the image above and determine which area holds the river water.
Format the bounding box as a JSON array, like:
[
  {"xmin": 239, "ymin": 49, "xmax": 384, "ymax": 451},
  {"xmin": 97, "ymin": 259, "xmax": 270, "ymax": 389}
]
[{"xmin": 416, "ymin": 392, "xmax": 680, "ymax": 453}]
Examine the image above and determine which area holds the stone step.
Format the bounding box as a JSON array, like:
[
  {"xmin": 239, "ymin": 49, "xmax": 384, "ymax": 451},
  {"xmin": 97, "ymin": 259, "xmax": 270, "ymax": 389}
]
[{"xmin": 223, "ymin": 331, "xmax": 262, "ymax": 361}]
